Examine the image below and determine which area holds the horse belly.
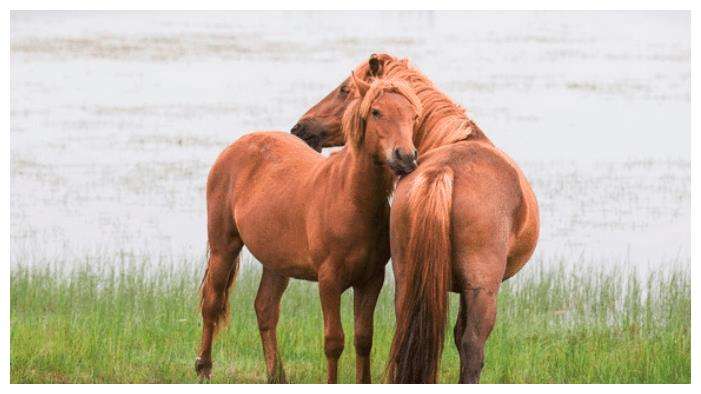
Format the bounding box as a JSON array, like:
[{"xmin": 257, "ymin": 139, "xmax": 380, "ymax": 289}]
[
  {"xmin": 235, "ymin": 203, "xmax": 318, "ymax": 281},
  {"xmin": 504, "ymin": 176, "xmax": 540, "ymax": 280},
  {"xmin": 245, "ymin": 238, "xmax": 317, "ymax": 281}
]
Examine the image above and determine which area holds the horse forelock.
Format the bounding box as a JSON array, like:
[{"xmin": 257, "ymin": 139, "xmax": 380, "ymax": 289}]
[
  {"xmin": 357, "ymin": 54, "xmax": 474, "ymax": 153},
  {"xmin": 342, "ymin": 78, "xmax": 423, "ymax": 149}
]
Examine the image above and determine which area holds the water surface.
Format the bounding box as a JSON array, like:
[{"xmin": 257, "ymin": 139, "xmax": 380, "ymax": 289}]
[{"xmin": 11, "ymin": 11, "xmax": 690, "ymax": 271}]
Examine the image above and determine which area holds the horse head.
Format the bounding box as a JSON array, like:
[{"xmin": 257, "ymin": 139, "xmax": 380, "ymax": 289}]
[
  {"xmin": 342, "ymin": 76, "xmax": 422, "ymax": 177},
  {"xmin": 291, "ymin": 53, "xmax": 404, "ymax": 152}
]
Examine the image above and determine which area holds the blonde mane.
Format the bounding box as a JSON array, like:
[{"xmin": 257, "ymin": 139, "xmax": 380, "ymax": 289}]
[
  {"xmin": 357, "ymin": 55, "xmax": 477, "ymax": 153},
  {"xmin": 341, "ymin": 78, "xmax": 423, "ymax": 149}
]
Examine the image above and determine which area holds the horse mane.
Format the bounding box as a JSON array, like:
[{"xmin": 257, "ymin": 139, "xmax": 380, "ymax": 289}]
[
  {"xmin": 341, "ymin": 78, "xmax": 423, "ymax": 149},
  {"xmin": 357, "ymin": 55, "xmax": 487, "ymax": 153}
]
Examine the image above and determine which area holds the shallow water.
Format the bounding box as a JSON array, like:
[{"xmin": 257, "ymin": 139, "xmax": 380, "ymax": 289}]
[{"xmin": 10, "ymin": 11, "xmax": 690, "ymax": 271}]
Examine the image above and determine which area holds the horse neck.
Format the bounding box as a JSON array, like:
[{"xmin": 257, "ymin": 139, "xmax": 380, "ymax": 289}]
[
  {"xmin": 383, "ymin": 63, "xmax": 493, "ymax": 152},
  {"xmin": 417, "ymin": 113, "xmax": 493, "ymax": 153},
  {"xmin": 331, "ymin": 146, "xmax": 394, "ymax": 206}
]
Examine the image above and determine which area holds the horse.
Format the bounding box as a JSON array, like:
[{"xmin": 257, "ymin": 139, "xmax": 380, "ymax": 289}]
[
  {"xmin": 291, "ymin": 53, "xmax": 540, "ymax": 383},
  {"xmin": 196, "ymin": 76, "xmax": 422, "ymax": 384}
]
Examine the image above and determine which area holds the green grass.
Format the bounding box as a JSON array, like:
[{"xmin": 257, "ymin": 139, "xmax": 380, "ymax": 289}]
[{"xmin": 11, "ymin": 254, "xmax": 690, "ymax": 383}]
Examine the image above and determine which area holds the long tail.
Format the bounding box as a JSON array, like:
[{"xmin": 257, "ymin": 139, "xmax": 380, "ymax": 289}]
[
  {"xmin": 199, "ymin": 242, "xmax": 241, "ymax": 334},
  {"xmin": 387, "ymin": 167, "xmax": 454, "ymax": 383}
]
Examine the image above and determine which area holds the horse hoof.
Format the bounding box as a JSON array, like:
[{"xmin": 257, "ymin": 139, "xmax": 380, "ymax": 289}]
[
  {"xmin": 267, "ymin": 375, "xmax": 287, "ymax": 384},
  {"xmin": 195, "ymin": 357, "xmax": 212, "ymax": 381},
  {"xmin": 266, "ymin": 366, "xmax": 287, "ymax": 384},
  {"xmin": 267, "ymin": 374, "xmax": 287, "ymax": 384}
]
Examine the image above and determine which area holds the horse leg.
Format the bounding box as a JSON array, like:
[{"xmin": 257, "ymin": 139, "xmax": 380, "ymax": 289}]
[
  {"xmin": 455, "ymin": 252, "xmax": 504, "ymax": 384},
  {"xmin": 254, "ymin": 269, "xmax": 290, "ymax": 383},
  {"xmin": 453, "ymin": 293, "xmax": 467, "ymax": 378},
  {"xmin": 318, "ymin": 274, "xmax": 345, "ymax": 383},
  {"xmin": 196, "ymin": 237, "xmax": 243, "ymax": 380},
  {"xmin": 352, "ymin": 271, "xmax": 384, "ymax": 383}
]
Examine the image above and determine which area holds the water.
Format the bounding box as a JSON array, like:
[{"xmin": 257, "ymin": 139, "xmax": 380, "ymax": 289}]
[{"xmin": 10, "ymin": 11, "xmax": 690, "ymax": 271}]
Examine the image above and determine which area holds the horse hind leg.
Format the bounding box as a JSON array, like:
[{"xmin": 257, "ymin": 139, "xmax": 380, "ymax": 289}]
[
  {"xmin": 454, "ymin": 250, "xmax": 505, "ymax": 384},
  {"xmin": 453, "ymin": 294, "xmax": 467, "ymax": 376},
  {"xmin": 456, "ymin": 286, "xmax": 499, "ymax": 383},
  {"xmin": 196, "ymin": 235, "xmax": 244, "ymax": 381},
  {"xmin": 254, "ymin": 269, "xmax": 290, "ymax": 383}
]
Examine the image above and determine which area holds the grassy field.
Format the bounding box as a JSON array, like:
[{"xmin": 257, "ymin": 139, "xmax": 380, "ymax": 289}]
[{"xmin": 11, "ymin": 255, "xmax": 690, "ymax": 384}]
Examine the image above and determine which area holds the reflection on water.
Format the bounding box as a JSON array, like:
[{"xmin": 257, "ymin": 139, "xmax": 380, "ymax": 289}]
[{"xmin": 10, "ymin": 11, "xmax": 690, "ymax": 270}]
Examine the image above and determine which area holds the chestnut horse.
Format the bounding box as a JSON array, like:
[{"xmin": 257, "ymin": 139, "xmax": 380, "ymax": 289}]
[
  {"xmin": 196, "ymin": 76, "xmax": 422, "ymax": 383},
  {"xmin": 292, "ymin": 53, "xmax": 540, "ymax": 383}
]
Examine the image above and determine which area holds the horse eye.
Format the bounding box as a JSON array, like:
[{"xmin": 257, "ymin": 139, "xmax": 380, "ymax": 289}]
[
  {"xmin": 371, "ymin": 108, "xmax": 382, "ymax": 118},
  {"xmin": 339, "ymin": 85, "xmax": 350, "ymax": 95}
]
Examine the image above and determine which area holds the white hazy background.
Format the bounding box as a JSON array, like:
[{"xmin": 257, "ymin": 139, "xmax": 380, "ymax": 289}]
[{"xmin": 10, "ymin": 11, "xmax": 690, "ymax": 272}]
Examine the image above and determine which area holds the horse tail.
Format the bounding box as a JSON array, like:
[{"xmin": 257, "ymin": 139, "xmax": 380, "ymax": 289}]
[
  {"xmin": 387, "ymin": 166, "xmax": 454, "ymax": 383},
  {"xmin": 199, "ymin": 241, "xmax": 241, "ymax": 334},
  {"xmin": 199, "ymin": 243, "xmax": 211, "ymax": 289}
]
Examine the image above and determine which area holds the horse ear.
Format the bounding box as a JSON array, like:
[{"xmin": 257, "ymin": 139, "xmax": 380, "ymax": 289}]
[
  {"xmin": 369, "ymin": 53, "xmax": 384, "ymax": 77},
  {"xmin": 351, "ymin": 71, "xmax": 371, "ymax": 96}
]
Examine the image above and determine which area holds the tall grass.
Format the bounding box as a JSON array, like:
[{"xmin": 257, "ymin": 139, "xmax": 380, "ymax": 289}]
[{"xmin": 10, "ymin": 255, "xmax": 690, "ymax": 383}]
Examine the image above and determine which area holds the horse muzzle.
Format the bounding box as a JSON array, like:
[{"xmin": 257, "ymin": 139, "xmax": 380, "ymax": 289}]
[
  {"xmin": 291, "ymin": 120, "xmax": 323, "ymax": 152},
  {"xmin": 389, "ymin": 148, "xmax": 418, "ymax": 176}
]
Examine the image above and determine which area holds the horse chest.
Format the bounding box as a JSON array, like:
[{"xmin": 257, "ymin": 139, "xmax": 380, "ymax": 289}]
[{"xmin": 340, "ymin": 228, "xmax": 390, "ymax": 284}]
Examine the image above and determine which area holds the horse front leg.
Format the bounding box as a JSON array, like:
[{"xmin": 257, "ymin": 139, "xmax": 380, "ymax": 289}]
[
  {"xmin": 254, "ymin": 269, "xmax": 290, "ymax": 383},
  {"xmin": 352, "ymin": 271, "xmax": 384, "ymax": 383},
  {"xmin": 318, "ymin": 272, "xmax": 345, "ymax": 383}
]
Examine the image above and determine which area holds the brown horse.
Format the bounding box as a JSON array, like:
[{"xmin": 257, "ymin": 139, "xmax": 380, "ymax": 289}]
[
  {"xmin": 292, "ymin": 53, "xmax": 540, "ymax": 383},
  {"xmin": 196, "ymin": 76, "xmax": 422, "ymax": 383}
]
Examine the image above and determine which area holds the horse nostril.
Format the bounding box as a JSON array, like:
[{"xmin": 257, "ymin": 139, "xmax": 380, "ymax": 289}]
[{"xmin": 394, "ymin": 148, "xmax": 416, "ymax": 162}]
